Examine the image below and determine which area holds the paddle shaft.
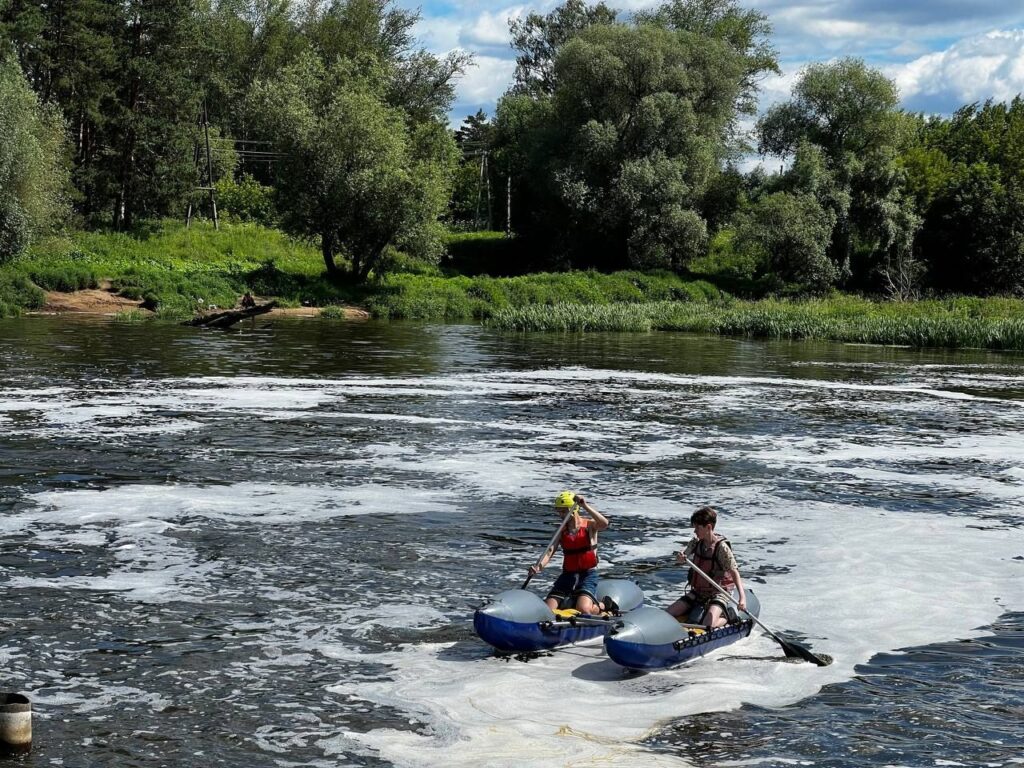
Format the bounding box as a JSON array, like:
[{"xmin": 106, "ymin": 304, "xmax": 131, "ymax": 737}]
[
  {"xmin": 682, "ymin": 555, "xmax": 755, "ymax": 623},
  {"xmin": 521, "ymin": 511, "xmax": 574, "ymax": 589},
  {"xmin": 684, "ymin": 556, "xmax": 830, "ymax": 666}
]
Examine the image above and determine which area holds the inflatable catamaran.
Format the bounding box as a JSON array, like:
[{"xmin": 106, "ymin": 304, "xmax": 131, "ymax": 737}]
[
  {"xmin": 473, "ymin": 579, "xmax": 643, "ymax": 652},
  {"xmin": 603, "ymin": 590, "xmax": 761, "ymax": 670}
]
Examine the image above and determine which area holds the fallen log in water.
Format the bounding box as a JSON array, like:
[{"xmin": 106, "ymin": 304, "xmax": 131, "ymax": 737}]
[{"xmin": 184, "ymin": 301, "xmax": 277, "ymax": 328}]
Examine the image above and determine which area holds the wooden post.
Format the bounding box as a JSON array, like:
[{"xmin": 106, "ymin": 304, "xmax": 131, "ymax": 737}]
[{"xmin": 506, "ymin": 174, "xmax": 511, "ymax": 238}]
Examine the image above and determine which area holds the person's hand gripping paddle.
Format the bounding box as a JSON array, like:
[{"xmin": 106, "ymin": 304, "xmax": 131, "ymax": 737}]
[{"xmin": 522, "ymin": 500, "xmax": 576, "ymax": 590}]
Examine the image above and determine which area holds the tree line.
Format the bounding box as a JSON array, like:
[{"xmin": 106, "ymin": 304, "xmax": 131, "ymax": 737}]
[{"xmin": 1, "ymin": 0, "xmax": 1022, "ymax": 297}]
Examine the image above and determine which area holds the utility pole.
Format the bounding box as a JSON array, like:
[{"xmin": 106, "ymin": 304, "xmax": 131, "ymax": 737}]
[
  {"xmin": 186, "ymin": 99, "xmax": 219, "ymax": 229},
  {"xmin": 506, "ymin": 174, "xmax": 512, "ymax": 238},
  {"xmin": 475, "ymin": 150, "xmax": 486, "ymax": 230},
  {"xmin": 484, "ymin": 152, "xmax": 493, "ymax": 230}
]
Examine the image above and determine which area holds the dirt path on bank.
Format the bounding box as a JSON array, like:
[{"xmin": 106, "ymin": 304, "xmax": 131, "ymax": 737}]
[{"xmin": 31, "ymin": 285, "xmax": 369, "ymax": 320}]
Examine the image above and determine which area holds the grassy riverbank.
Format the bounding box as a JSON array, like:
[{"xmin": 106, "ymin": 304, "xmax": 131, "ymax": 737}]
[
  {"xmin": 0, "ymin": 221, "xmax": 721, "ymax": 320},
  {"xmin": 489, "ymin": 297, "xmax": 1024, "ymax": 350},
  {"xmin": 3, "ymin": 221, "xmax": 1024, "ymax": 351}
]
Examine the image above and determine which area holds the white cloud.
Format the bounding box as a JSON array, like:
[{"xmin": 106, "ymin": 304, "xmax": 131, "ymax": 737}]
[
  {"xmin": 452, "ymin": 54, "xmax": 518, "ymax": 116},
  {"xmin": 463, "ymin": 9, "xmax": 522, "ymax": 47},
  {"xmin": 414, "ymin": 16, "xmax": 462, "ymax": 52},
  {"xmin": 801, "ymin": 18, "xmax": 874, "ymax": 39},
  {"xmin": 892, "ymin": 29, "xmax": 1024, "ymax": 109}
]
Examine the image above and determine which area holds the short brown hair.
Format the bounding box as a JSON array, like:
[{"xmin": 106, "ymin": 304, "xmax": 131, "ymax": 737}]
[{"xmin": 690, "ymin": 506, "xmax": 718, "ymax": 528}]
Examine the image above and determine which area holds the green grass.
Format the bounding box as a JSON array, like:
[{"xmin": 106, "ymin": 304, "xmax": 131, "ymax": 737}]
[
  {"xmin": 3, "ymin": 220, "xmax": 356, "ymax": 317},
  {"xmin": 488, "ymin": 296, "xmax": 1024, "ymax": 351},
  {"xmin": 364, "ymin": 270, "xmax": 723, "ymax": 320}
]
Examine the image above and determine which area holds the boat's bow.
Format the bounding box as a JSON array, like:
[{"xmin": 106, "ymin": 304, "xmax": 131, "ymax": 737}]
[{"xmin": 605, "ymin": 589, "xmax": 760, "ymax": 671}]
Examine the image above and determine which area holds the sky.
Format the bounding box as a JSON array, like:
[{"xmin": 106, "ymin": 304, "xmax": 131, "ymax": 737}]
[{"xmin": 403, "ymin": 0, "xmax": 1024, "ymax": 128}]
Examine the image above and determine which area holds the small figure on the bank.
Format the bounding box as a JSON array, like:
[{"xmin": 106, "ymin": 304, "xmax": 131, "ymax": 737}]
[
  {"xmin": 528, "ymin": 491, "xmax": 610, "ymax": 615},
  {"xmin": 667, "ymin": 506, "xmax": 747, "ymax": 629},
  {"xmin": 241, "ymin": 291, "xmax": 256, "ymax": 309}
]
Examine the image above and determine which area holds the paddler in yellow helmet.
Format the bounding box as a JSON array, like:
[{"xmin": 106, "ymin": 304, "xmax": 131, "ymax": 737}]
[{"xmin": 527, "ymin": 491, "xmax": 610, "ymax": 615}]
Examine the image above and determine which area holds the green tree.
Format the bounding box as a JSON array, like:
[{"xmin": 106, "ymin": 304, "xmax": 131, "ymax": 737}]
[
  {"xmin": 499, "ymin": 16, "xmax": 753, "ymax": 270},
  {"xmin": 0, "ymin": 54, "xmax": 69, "ymax": 262},
  {"xmin": 509, "ymin": 0, "xmax": 617, "ymax": 97},
  {"xmin": 921, "ymin": 163, "xmax": 1024, "ymax": 295},
  {"xmin": 299, "ymin": 0, "xmax": 471, "ymax": 121},
  {"xmin": 251, "ymin": 54, "xmax": 459, "ymax": 279},
  {"xmin": 757, "ymin": 58, "xmax": 918, "ymax": 290},
  {"xmin": 1, "ymin": 0, "xmax": 119, "ymax": 213},
  {"xmin": 908, "ymin": 98, "xmax": 1024, "ymax": 294},
  {"xmin": 759, "ymin": 58, "xmax": 901, "ymax": 163},
  {"xmin": 636, "ymin": 0, "xmax": 778, "ymax": 121},
  {"xmin": 199, "ymin": 0, "xmax": 308, "ymax": 168},
  {"xmin": 108, "ymin": 0, "xmax": 205, "ymax": 229},
  {"xmin": 733, "ymin": 192, "xmax": 837, "ymax": 291},
  {"xmin": 450, "ymin": 110, "xmax": 498, "ymax": 229}
]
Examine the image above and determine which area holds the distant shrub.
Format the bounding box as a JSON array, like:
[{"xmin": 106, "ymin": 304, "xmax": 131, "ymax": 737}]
[
  {"xmin": 215, "ymin": 175, "xmax": 277, "ymax": 225},
  {"xmin": 27, "ymin": 264, "xmax": 99, "ymax": 292},
  {"xmin": 319, "ymin": 305, "xmax": 347, "ymax": 319},
  {"xmin": 0, "ymin": 272, "xmax": 45, "ymax": 315}
]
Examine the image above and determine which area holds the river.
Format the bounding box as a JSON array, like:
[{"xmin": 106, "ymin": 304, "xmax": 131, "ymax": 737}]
[{"xmin": 1, "ymin": 317, "xmax": 1021, "ymax": 767}]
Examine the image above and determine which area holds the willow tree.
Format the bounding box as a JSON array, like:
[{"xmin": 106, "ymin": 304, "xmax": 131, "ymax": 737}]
[
  {"xmin": 757, "ymin": 58, "xmax": 919, "ymax": 291},
  {"xmin": 0, "ymin": 55, "xmax": 68, "ymax": 262},
  {"xmin": 498, "ymin": 17, "xmax": 768, "ymax": 271},
  {"xmin": 251, "ymin": 54, "xmax": 459, "ymax": 279}
]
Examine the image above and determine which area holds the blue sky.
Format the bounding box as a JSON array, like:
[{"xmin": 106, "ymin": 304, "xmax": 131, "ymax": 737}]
[{"xmin": 402, "ymin": 0, "xmax": 1024, "ymax": 125}]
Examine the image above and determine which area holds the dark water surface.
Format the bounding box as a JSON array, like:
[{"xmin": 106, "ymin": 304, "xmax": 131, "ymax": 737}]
[{"xmin": 1, "ymin": 317, "xmax": 1022, "ymax": 767}]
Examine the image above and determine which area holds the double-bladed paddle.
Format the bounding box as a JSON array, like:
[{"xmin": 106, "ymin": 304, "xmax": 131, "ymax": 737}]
[
  {"xmin": 521, "ymin": 510, "xmax": 574, "ymax": 590},
  {"xmin": 684, "ymin": 556, "xmax": 832, "ymax": 666}
]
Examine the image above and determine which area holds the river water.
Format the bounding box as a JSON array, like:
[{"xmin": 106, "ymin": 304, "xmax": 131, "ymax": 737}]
[{"xmin": 0, "ymin": 317, "xmax": 1021, "ymax": 767}]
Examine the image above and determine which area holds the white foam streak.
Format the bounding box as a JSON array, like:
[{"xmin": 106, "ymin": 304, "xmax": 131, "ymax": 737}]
[{"xmin": 330, "ymin": 503, "xmax": 1023, "ymax": 766}]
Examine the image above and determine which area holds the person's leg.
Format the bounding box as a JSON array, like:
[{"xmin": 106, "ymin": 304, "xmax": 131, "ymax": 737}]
[
  {"xmin": 545, "ymin": 571, "xmax": 574, "ymax": 611},
  {"xmin": 667, "ymin": 595, "xmax": 694, "ymax": 618},
  {"xmin": 704, "ymin": 599, "xmax": 729, "ymax": 628},
  {"xmin": 573, "ymin": 570, "xmax": 601, "ymax": 614}
]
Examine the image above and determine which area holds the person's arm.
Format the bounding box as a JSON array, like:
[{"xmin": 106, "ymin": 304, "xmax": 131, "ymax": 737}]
[
  {"xmin": 719, "ymin": 544, "xmax": 746, "ymax": 612},
  {"xmin": 729, "ymin": 568, "xmax": 747, "ymax": 612},
  {"xmin": 675, "ymin": 537, "xmax": 697, "ymax": 565},
  {"xmin": 528, "ymin": 540, "xmax": 562, "ymax": 576},
  {"xmin": 577, "ymin": 495, "xmax": 608, "ymax": 531}
]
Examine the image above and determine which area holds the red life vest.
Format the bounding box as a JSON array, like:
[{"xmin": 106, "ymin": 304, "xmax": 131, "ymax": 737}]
[
  {"xmin": 688, "ymin": 534, "xmax": 735, "ymax": 598},
  {"xmin": 561, "ymin": 520, "xmax": 598, "ymax": 572}
]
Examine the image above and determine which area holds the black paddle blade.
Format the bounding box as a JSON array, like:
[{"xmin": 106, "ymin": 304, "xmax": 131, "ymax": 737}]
[{"xmin": 776, "ymin": 635, "xmax": 832, "ymax": 666}]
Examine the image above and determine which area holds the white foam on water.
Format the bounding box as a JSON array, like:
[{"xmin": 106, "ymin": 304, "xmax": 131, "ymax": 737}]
[
  {"xmin": 29, "ymin": 685, "xmax": 172, "ymax": 715},
  {"xmin": 6, "ymin": 365, "xmax": 1024, "ymax": 764},
  {"xmin": 324, "ymin": 498, "xmax": 1023, "ymax": 767},
  {"xmin": 17, "ymin": 482, "xmax": 456, "ymax": 530},
  {"xmin": 304, "ymin": 368, "xmax": 1024, "ymax": 766},
  {"xmin": 10, "ymin": 482, "xmax": 459, "ymax": 603}
]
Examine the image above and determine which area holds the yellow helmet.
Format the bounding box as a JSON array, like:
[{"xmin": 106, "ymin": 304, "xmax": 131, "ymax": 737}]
[{"xmin": 554, "ymin": 491, "xmax": 577, "ymax": 509}]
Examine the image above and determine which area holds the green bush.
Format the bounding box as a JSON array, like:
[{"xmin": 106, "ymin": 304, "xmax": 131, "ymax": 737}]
[
  {"xmin": 0, "ymin": 272, "xmax": 45, "ymax": 316},
  {"xmin": 215, "ymin": 175, "xmax": 277, "ymax": 225},
  {"xmin": 26, "ymin": 263, "xmax": 99, "ymax": 292}
]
